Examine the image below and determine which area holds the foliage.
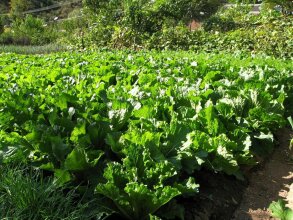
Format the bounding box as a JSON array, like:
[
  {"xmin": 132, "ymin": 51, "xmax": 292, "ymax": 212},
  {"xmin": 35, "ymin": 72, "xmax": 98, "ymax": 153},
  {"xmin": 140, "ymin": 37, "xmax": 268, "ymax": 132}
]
[
  {"xmin": 59, "ymin": 11, "xmax": 292, "ymax": 58},
  {"xmin": 146, "ymin": 25, "xmax": 193, "ymax": 50},
  {"xmin": 211, "ymin": 4, "xmax": 252, "ymax": 23},
  {"xmin": 262, "ymin": 0, "xmax": 293, "ymax": 15},
  {"xmin": 2, "ymin": 0, "xmax": 292, "ymax": 56},
  {"xmin": 3, "ymin": 15, "xmax": 57, "ymax": 45},
  {"xmin": 269, "ymin": 200, "xmax": 293, "ymax": 220},
  {"xmin": 96, "ymin": 145, "xmax": 198, "ymax": 219},
  {"xmin": 0, "ymin": 0, "xmax": 10, "ymax": 13},
  {"xmin": 0, "ymin": 17, "xmax": 3, "ymax": 35},
  {"xmin": 0, "ymin": 14, "xmax": 11, "ymax": 27},
  {"xmin": 12, "ymin": 15, "xmax": 45, "ymax": 45},
  {"xmin": 10, "ymin": 0, "xmax": 32, "ymax": 18},
  {"xmin": 0, "ymin": 51, "xmax": 292, "ymax": 218},
  {"xmin": 202, "ymin": 16, "xmax": 238, "ymax": 32},
  {"xmin": 151, "ymin": 13, "xmax": 292, "ymax": 58},
  {"xmin": 0, "ymin": 32, "xmax": 14, "ymax": 44},
  {"xmin": 83, "ymin": 0, "xmax": 222, "ymax": 33}
]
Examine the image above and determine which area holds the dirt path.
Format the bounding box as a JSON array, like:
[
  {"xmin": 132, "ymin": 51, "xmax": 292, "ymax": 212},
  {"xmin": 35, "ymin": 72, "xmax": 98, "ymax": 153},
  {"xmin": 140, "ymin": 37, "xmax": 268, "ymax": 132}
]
[{"xmin": 233, "ymin": 128, "xmax": 293, "ymax": 220}]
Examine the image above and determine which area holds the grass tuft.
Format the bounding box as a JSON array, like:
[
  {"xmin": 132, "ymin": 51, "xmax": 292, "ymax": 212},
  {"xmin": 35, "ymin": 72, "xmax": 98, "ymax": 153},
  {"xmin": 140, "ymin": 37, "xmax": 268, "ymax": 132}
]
[{"xmin": 0, "ymin": 165, "xmax": 101, "ymax": 220}]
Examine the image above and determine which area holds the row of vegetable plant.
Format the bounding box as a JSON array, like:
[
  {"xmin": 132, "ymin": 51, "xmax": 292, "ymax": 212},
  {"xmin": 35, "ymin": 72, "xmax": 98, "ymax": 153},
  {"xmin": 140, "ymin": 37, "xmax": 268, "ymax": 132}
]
[{"xmin": 0, "ymin": 51, "xmax": 292, "ymax": 219}]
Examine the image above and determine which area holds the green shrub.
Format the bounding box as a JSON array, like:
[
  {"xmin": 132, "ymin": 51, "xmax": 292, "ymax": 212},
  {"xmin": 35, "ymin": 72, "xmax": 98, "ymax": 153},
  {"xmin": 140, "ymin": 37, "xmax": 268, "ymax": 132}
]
[
  {"xmin": 0, "ymin": 32, "xmax": 14, "ymax": 44},
  {"xmin": 110, "ymin": 26, "xmax": 148, "ymax": 49},
  {"xmin": 10, "ymin": 15, "xmax": 57, "ymax": 45},
  {"xmin": 10, "ymin": 0, "xmax": 31, "ymax": 19},
  {"xmin": 262, "ymin": 0, "xmax": 293, "ymax": 15},
  {"xmin": 12, "ymin": 15, "xmax": 45, "ymax": 45},
  {"xmin": 84, "ymin": 0, "xmax": 222, "ymax": 34},
  {"xmin": 147, "ymin": 25, "xmax": 193, "ymax": 50},
  {"xmin": 0, "ymin": 18, "xmax": 3, "ymax": 35},
  {"xmin": 217, "ymin": 3, "xmax": 252, "ymax": 21},
  {"xmin": 57, "ymin": 8, "xmax": 292, "ymax": 58},
  {"xmin": 1, "ymin": 15, "xmax": 10, "ymax": 26},
  {"xmin": 202, "ymin": 16, "xmax": 239, "ymax": 32}
]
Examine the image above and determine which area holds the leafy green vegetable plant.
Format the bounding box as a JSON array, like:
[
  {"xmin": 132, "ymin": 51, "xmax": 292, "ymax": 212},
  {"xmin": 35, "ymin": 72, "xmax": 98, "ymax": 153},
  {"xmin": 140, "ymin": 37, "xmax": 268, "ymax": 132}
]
[
  {"xmin": 0, "ymin": 51, "xmax": 292, "ymax": 219},
  {"xmin": 269, "ymin": 200, "xmax": 293, "ymax": 220}
]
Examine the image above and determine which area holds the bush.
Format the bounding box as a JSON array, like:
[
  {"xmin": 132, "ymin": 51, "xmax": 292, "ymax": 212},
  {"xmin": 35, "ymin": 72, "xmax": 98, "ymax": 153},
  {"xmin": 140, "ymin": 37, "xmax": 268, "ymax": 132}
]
[
  {"xmin": 143, "ymin": 14, "xmax": 292, "ymax": 58},
  {"xmin": 0, "ymin": 32, "xmax": 14, "ymax": 44},
  {"xmin": 0, "ymin": 17, "xmax": 4, "ymax": 35},
  {"xmin": 262, "ymin": 0, "xmax": 293, "ymax": 15},
  {"xmin": 12, "ymin": 15, "xmax": 45, "ymax": 45},
  {"xmin": 10, "ymin": 0, "xmax": 31, "ymax": 19},
  {"xmin": 10, "ymin": 15, "xmax": 57, "ymax": 45},
  {"xmin": 218, "ymin": 4, "xmax": 252, "ymax": 19},
  {"xmin": 57, "ymin": 7, "xmax": 292, "ymax": 59},
  {"xmin": 84, "ymin": 0, "xmax": 222, "ymax": 34},
  {"xmin": 147, "ymin": 25, "xmax": 193, "ymax": 50},
  {"xmin": 202, "ymin": 16, "xmax": 239, "ymax": 32}
]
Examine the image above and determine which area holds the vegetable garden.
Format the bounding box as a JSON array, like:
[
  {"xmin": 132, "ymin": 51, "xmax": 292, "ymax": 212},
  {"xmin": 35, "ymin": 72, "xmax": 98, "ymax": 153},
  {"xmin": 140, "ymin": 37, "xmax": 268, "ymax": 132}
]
[{"xmin": 0, "ymin": 51, "xmax": 292, "ymax": 219}]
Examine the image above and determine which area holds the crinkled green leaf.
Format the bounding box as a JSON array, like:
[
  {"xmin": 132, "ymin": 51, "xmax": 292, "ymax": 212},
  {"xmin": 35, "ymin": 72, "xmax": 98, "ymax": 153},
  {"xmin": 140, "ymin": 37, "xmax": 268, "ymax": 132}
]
[
  {"xmin": 64, "ymin": 148, "xmax": 104, "ymax": 171},
  {"xmin": 269, "ymin": 200, "xmax": 293, "ymax": 220}
]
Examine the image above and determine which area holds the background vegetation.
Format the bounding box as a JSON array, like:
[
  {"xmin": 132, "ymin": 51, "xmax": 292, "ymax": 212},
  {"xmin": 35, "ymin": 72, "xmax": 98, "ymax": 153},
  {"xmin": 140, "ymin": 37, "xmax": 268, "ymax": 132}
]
[{"xmin": 0, "ymin": 0, "xmax": 292, "ymax": 57}]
